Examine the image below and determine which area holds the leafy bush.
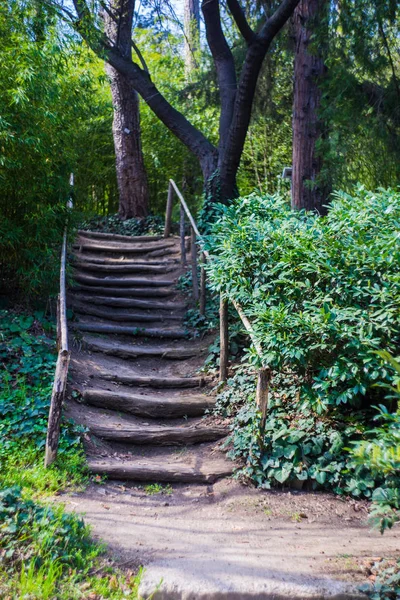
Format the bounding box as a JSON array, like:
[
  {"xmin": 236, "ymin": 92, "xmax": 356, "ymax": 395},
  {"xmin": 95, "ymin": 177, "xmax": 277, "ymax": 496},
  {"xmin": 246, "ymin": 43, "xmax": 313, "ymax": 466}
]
[
  {"xmin": 81, "ymin": 213, "xmax": 165, "ymax": 237},
  {"xmin": 0, "ymin": 310, "xmax": 86, "ymax": 493},
  {"xmin": 207, "ymin": 187, "xmax": 400, "ymax": 413},
  {"xmin": 216, "ymin": 367, "xmax": 366, "ymax": 491},
  {"xmin": 348, "ymin": 352, "xmax": 400, "ymax": 535}
]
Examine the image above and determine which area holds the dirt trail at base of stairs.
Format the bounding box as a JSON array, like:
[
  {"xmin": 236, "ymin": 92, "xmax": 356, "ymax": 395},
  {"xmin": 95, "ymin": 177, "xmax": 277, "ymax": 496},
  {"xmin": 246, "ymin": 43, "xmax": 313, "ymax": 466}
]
[{"xmin": 61, "ymin": 478, "xmax": 400, "ymax": 599}]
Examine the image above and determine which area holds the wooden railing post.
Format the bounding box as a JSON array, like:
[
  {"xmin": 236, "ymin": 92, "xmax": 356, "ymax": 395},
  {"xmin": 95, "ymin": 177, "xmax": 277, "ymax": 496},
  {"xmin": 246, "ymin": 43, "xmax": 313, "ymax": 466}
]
[
  {"xmin": 200, "ymin": 253, "xmax": 206, "ymax": 315},
  {"xmin": 191, "ymin": 228, "xmax": 199, "ymax": 302},
  {"xmin": 164, "ymin": 181, "xmax": 173, "ymax": 238},
  {"xmin": 256, "ymin": 367, "xmax": 271, "ymax": 433},
  {"xmin": 180, "ymin": 204, "xmax": 186, "ymax": 265},
  {"xmin": 219, "ymin": 296, "xmax": 229, "ymax": 382}
]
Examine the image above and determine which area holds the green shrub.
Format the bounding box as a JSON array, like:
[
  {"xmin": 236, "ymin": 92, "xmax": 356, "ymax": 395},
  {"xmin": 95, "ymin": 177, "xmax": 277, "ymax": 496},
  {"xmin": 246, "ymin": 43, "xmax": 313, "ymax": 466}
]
[
  {"xmin": 0, "ymin": 310, "xmax": 86, "ymax": 493},
  {"xmin": 207, "ymin": 186, "xmax": 400, "ymax": 413}
]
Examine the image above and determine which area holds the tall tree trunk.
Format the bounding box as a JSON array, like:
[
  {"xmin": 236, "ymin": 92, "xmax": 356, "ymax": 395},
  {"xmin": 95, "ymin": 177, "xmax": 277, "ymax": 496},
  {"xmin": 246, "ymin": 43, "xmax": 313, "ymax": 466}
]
[
  {"xmin": 291, "ymin": 0, "xmax": 329, "ymax": 213},
  {"xmin": 106, "ymin": 66, "xmax": 149, "ymax": 219},
  {"xmin": 184, "ymin": 0, "xmax": 200, "ymax": 76},
  {"xmin": 104, "ymin": 1, "xmax": 149, "ymax": 219}
]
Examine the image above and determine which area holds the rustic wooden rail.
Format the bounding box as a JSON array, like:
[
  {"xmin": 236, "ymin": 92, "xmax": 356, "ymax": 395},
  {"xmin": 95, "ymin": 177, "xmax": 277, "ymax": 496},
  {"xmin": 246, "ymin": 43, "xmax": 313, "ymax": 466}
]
[
  {"xmin": 44, "ymin": 193, "xmax": 73, "ymax": 467},
  {"xmin": 164, "ymin": 179, "xmax": 270, "ymax": 426}
]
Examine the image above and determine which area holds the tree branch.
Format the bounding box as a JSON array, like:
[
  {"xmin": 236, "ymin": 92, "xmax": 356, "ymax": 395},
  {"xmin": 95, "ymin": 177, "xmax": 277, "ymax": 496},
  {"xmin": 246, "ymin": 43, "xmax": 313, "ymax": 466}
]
[
  {"xmin": 219, "ymin": 0, "xmax": 300, "ymax": 199},
  {"xmin": 202, "ymin": 0, "xmax": 237, "ymax": 155},
  {"xmin": 226, "ymin": 0, "xmax": 256, "ymax": 44},
  {"xmin": 259, "ymin": 0, "xmax": 300, "ymax": 44}
]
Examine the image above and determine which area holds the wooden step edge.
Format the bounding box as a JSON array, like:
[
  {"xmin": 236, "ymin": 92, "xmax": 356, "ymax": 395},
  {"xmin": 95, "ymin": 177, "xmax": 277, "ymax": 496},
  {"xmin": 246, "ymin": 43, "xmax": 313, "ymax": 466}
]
[
  {"xmin": 72, "ymin": 303, "xmax": 183, "ymax": 323},
  {"xmin": 83, "ymin": 340, "xmax": 198, "ymax": 359},
  {"xmin": 89, "ymin": 424, "xmax": 229, "ymax": 445},
  {"xmin": 78, "ymin": 230, "xmax": 164, "ymax": 243},
  {"xmin": 70, "ymin": 285, "xmax": 176, "ymax": 298},
  {"xmin": 72, "ymin": 242, "xmax": 176, "ymax": 254},
  {"xmin": 97, "ymin": 373, "xmax": 210, "ymax": 389},
  {"xmin": 72, "ymin": 273, "xmax": 177, "ymax": 288},
  {"xmin": 73, "ymin": 323, "xmax": 190, "ymax": 339},
  {"xmin": 87, "ymin": 460, "xmax": 233, "ymax": 483},
  {"xmin": 68, "ymin": 294, "xmax": 187, "ymax": 310},
  {"xmin": 83, "ymin": 389, "xmax": 214, "ymax": 418},
  {"xmin": 72, "ymin": 263, "xmax": 176, "ymax": 274}
]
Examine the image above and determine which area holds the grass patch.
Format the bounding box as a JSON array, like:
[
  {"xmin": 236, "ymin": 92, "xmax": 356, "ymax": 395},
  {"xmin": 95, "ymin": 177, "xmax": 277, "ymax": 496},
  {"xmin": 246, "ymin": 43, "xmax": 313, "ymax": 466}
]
[{"xmin": 0, "ymin": 309, "xmax": 145, "ymax": 598}]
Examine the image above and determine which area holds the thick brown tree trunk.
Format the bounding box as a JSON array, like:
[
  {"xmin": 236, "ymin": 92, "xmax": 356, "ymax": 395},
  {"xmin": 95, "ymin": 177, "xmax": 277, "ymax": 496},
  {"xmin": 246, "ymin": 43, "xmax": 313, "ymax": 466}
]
[
  {"xmin": 291, "ymin": 0, "xmax": 329, "ymax": 214},
  {"xmin": 106, "ymin": 65, "xmax": 149, "ymax": 219},
  {"xmin": 104, "ymin": 1, "xmax": 149, "ymax": 220},
  {"xmin": 184, "ymin": 0, "xmax": 200, "ymax": 75}
]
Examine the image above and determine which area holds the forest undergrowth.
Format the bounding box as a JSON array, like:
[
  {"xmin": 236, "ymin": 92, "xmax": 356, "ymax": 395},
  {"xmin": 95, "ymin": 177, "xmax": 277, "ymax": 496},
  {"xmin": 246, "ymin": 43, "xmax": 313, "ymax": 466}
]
[{"xmin": 0, "ymin": 310, "xmax": 144, "ymax": 599}]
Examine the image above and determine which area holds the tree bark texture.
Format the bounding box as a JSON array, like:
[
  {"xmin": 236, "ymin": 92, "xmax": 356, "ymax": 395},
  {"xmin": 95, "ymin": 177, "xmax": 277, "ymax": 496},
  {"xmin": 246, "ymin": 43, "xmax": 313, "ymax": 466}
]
[
  {"xmin": 71, "ymin": 0, "xmax": 300, "ymax": 207},
  {"xmin": 104, "ymin": 0, "xmax": 149, "ymax": 219},
  {"xmin": 184, "ymin": 0, "xmax": 200, "ymax": 75},
  {"xmin": 291, "ymin": 0, "xmax": 329, "ymax": 214}
]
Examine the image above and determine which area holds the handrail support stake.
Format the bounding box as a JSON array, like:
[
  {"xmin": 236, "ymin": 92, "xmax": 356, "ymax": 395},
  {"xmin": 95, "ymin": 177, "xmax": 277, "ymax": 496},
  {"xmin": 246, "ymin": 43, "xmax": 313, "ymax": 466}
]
[
  {"xmin": 200, "ymin": 253, "xmax": 206, "ymax": 316},
  {"xmin": 180, "ymin": 204, "xmax": 187, "ymax": 265},
  {"xmin": 191, "ymin": 228, "xmax": 199, "ymax": 302},
  {"xmin": 219, "ymin": 295, "xmax": 229, "ymax": 382},
  {"xmin": 164, "ymin": 181, "xmax": 174, "ymax": 238}
]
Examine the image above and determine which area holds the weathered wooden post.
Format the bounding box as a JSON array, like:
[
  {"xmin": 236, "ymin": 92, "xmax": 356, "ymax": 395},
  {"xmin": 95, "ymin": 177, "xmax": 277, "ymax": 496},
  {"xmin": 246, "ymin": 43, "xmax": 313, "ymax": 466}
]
[
  {"xmin": 45, "ymin": 216, "xmax": 71, "ymax": 467},
  {"xmin": 164, "ymin": 181, "xmax": 174, "ymax": 238},
  {"xmin": 180, "ymin": 204, "xmax": 186, "ymax": 265},
  {"xmin": 199, "ymin": 253, "xmax": 206, "ymax": 315},
  {"xmin": 191, "ymin": 228, "xmax": 199, "ymax": 302},
  {"xmin": 256, "ymin": 366, "xmax": 271, "ymax": 433},
  {"xmin": 219, "ymin": 296, "xmax": 229, "ymax": 382}
]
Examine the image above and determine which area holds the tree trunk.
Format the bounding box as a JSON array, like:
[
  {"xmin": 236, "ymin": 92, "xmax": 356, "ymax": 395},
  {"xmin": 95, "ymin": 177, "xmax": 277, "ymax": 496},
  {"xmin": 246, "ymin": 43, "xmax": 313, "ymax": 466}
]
[
  {"xmin": 184, "ymin": 0, "xmax": 200, "ymax": 76},
  {"xmin": 291, "ymin": 0, "xmax": 329, "ymax": 214},
  {"xmin": 106, "ymin": 65, "xmax": 149, "ymax": 219},
  {"xmin": 103, "ymin": 0, "xmax": 149, "ymax": 220}
]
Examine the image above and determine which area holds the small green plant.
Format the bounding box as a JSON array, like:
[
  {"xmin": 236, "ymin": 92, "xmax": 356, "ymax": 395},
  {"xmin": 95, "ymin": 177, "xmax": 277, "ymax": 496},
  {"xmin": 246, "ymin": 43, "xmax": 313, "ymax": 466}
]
[{"xmin": 144, "ymin": 483, "xmax": 173, "ymax": 496}]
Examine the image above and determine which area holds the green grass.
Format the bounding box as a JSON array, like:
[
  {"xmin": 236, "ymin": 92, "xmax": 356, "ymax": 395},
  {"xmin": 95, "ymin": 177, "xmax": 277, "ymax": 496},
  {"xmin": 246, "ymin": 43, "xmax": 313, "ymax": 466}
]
[
  {"xmin": 0, "ymin": 310, "xmax": 145, "ymax": 598},
  {"xmin": 144, "ymin": 483, "xmax": 173, "ymax": 496}
]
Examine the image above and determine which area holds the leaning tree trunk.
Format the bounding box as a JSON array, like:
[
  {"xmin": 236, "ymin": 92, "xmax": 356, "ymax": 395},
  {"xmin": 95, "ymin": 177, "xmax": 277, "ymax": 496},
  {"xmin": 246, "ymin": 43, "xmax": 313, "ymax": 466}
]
[
  {"xmin": 104, "ymin": 0, "xmax": 149, "ymax": 220},
  {"xmin": 106, "ymin": 65, "xmax": 149, "ymax": 219},
  {"xmin": 291, "ymin": 0, "xmax": 329, "ymax": 214}
]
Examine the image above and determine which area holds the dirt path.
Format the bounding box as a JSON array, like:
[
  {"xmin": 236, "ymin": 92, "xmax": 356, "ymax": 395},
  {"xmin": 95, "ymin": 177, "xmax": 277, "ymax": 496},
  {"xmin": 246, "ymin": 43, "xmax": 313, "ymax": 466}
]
[{"xmin": 62, "ymin": 478, "xmax": 400, "ymax": 599}]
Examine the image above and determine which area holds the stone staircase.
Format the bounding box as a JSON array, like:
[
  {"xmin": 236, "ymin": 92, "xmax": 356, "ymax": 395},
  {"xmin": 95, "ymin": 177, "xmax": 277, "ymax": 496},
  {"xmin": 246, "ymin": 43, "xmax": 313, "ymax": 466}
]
[{"xmin": 67, "ymin": 229, "xmax": 233, "ymax": 483}]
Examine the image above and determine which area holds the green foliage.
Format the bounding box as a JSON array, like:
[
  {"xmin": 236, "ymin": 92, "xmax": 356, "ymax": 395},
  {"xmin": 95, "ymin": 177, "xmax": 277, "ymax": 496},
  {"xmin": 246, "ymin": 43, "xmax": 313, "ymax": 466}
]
[
  {"xmin": 82, "ymin": 213, "xmax": 164, "ymax": 237},
  {"xmin": 216, "ymin": 367, "xmax": 365, "ymax": 492},
  {"xmin": 0, "ymin": 309, "xmax": 87, "ymax": 494},
  {"xmin": 207, "ymin": 187, "xmax": 400, "ymax": 413},
  {"xmin": 0, "ymin": 0, "xmax": 116, "ymax": 300},
  {"xmin": 0, "ymin": 487, "xmax": 143, "ymax": 599}
]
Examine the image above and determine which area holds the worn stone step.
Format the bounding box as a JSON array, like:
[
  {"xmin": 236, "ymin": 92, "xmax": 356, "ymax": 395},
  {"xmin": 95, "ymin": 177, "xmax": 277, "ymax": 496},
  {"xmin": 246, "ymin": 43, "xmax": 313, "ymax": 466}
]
[{"xmin": 83, "ymin": 388, "xmax": 214, "ymax": 418}]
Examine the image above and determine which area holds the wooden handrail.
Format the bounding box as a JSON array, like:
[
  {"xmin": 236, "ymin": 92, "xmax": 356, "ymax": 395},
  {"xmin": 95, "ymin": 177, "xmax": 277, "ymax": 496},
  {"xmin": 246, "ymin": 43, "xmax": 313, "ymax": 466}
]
[
  {"xmin": 164, "ymin": 179, "xmax": 269, "ymax": 428},
  {"xmin": 44, "ymin": 190, "xmax": 73, "ymax": 467}
]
